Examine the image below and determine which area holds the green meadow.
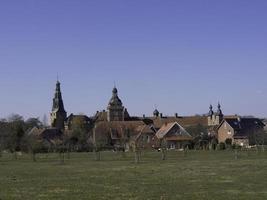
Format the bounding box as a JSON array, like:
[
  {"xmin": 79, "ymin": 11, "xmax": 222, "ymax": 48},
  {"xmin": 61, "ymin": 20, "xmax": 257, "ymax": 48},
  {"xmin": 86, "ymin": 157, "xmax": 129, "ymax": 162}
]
[{"xmin": 0, "ymin": 150, "xmax": 267, "ymax": 200}]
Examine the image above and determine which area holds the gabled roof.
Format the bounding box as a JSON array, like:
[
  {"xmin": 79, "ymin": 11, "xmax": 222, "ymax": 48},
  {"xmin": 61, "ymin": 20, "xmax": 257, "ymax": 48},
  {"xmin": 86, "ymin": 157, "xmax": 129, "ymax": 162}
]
[
  {"xmin": 131, "ymin": 124, "xmax": 156, "ymax": 143},
  {"xmin": 155, "ymin": 122, "xmax": 192, "ymax": 140},
  {"xmin": 28, "ymin": 127, "xmax": 63, "ymax": 140},
  {"xmin": 95, "ymin": 121, "xmax": 146, "ymax": 139},
  {"xmin": 95, "ymin": 111, "xmax": 108, "ymax": 122},
  {"xmin": 66, "ymin": 114, "xmax": 91, "ymax": 123},
  {"xmin": 218, "ymin": 117, "xmax": 265, "ymax": 137},
  {"xmin": 147, "ymin": 116, "xmax": 208, "ymax": 129}
]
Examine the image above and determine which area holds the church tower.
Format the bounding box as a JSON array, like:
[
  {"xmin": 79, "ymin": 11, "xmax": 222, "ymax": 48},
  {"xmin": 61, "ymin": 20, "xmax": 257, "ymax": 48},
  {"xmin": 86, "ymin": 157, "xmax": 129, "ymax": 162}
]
[
  {"xmin": 208, "ymin": 103, "xmax": 224, "ymax": 126},
  {"xmin": 215, "ymin": 103, "xmax": 224, "ymax": 124},
  {"xmin": 50, "ymin": 80, "xmax": 67, "ymax": 130},
  {"xmin": 107, "ymin": 87, "xmax": 125, "ymax": 121}
]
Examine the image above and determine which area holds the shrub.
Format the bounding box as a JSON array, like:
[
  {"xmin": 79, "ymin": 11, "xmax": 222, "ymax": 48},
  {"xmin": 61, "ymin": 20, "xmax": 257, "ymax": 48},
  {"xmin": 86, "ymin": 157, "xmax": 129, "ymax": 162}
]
[
  {"xmin": 218, "ymin": 142, "xmax": 226, "ymax": 150},
  {"xmin": 232, "ymin": 143, "xmax": 242, "ymax": 150},
  {"xmin": 225, "ymin": 138, "xmax": 233, "ymax": 149}
]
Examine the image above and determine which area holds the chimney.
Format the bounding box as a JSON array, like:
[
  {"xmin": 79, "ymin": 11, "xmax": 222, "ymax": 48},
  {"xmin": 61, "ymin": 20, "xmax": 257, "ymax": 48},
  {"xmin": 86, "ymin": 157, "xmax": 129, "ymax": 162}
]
[
  {"xmin": 160, "ymin": 113, "xmax": 163, "ymax": 118},
  {"xmin": 175, "ymin": 113, "xmax": 178, "ymax": 118},
  {"xmin": 143, "ymin": 114, "xmax": 146, "ymax": 118}
]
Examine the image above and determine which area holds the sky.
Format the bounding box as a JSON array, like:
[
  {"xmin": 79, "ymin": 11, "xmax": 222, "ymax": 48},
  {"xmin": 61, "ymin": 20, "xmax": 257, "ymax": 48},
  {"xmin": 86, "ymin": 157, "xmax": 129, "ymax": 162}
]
[{"xmin": 0, "ymin": 0, "xmax": 267, "ymax": 120}]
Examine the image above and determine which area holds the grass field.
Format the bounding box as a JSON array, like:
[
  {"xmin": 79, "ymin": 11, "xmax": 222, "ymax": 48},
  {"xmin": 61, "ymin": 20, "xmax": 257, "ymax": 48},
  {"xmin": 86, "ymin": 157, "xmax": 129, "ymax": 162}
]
[{"xmin": 0, "ymin": 150, "xmax": 267, "ymax": 200}]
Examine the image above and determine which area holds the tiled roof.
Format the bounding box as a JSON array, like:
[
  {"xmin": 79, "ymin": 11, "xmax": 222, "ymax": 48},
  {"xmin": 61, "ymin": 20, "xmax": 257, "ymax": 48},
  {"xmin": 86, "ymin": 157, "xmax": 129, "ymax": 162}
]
[
  {"xmin": 66, "ymin": 114, "xmax": 91, "ymax": 123},
  {"xmin": 28, "ymin": 127, "xmax": 63, "ymax": 140},
  {"xmin": 95, "ymin": 121, "xmax": 146, "ymax": 139},
  {"xmin": 155, "ymin": 122, "xmax": 192, "ymax": 140},
  {"xmin": 219, "ymin": 117, "xmax": 265, "ymax": 137},
  {"xmin": 147, "ymin": 116, "xmax": 208, "ymax": 129}
]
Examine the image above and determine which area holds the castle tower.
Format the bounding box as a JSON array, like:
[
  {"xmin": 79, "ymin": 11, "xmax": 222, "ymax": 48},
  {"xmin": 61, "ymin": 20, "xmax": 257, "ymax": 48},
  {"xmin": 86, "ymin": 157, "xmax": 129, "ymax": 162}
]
[
  {"xmin": 107, "ymin": 87, "xmax": 125, "ymax": 121},
  {"xmin": 208, "ymin": 104, "xmax": 214, "ymax": 117},
  {"xmin": 208, "ymin": 103, "xmax": 223, "ymax": 126},
  {"xmin": 215, "ymin": 102, "xmax": 224, "ymax": 124},
  {"xmin": 208, "ymin": 104, "xmax": 214, "ymax": 126},
  {"xmin": 50, "ymin": 80, "xmax": 67, "ymax": 129},
  {"xmin": 153, "ymin": 109, "xmax": 159, "ymax": 117}
]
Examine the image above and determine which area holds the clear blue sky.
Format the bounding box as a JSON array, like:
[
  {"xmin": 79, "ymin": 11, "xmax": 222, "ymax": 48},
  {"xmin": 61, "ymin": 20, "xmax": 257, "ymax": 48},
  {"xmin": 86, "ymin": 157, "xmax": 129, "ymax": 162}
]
[{"xmin": 0, "ymin": 0, "xmax": 267, "ymax": 119}]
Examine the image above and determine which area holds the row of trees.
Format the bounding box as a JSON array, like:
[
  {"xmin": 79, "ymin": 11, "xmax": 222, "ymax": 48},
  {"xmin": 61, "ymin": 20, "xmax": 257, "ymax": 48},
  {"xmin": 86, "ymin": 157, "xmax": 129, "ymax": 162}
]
[
  {"xmin": 0, "ymin": 114, "xmax": 93, "ymax": 162},
  {"xmin": 0, "ymin": 114, "xmax": 46, "ymax": 155}
]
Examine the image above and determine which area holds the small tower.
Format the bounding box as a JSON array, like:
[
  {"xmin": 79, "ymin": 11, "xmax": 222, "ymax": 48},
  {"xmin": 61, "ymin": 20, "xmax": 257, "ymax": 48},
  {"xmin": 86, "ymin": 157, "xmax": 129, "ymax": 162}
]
[
  {"xmin": 208, "ymin": 105, "xmax": 214, "ymax": 116},
  {"xmin": 153, "ymin": 109, "xmax": 159, "ymax": 117},
  {"xmin": 208, "ymin": 103, "xmax": 224, "ymax": 126},
  {"xmin": 50, "ymin": 80, "xmax": 67, "ymax": 130},
  {"xmin": 208, "ymin": 104, "xmax": 214, "ymax": 126},
  {"xmin": 215, "ymin": 102, "xmax": 224, "ymax": 124},
  {"xmin": 107, "ymin": 87, "xmax": 125, "ymax": 121}
]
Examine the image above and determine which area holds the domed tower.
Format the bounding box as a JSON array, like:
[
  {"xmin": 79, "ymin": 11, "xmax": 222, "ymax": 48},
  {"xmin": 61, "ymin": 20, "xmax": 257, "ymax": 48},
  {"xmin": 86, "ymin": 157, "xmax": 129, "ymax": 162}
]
[
  {"xmin": 215, "ymin": 103, "xmax": 224, "ymax": 124},
  {"xmin": 107, "ymin": 87, "xmax": 125, "ymax": 121},
  {"xmin": 208, "ymin": 103, "xmax": 224, "ymax": 126},
  {"xmin": 153, "ymin": 109, "xmax": 159, "ymax": 117},
  {"xmin": 208, "ymin": 104, "xmax": 214, "ymax": 126},
  {"xmin": 50, "ymin": 80, "xmax": 67, "ymax": 130},
  {"xmin": 208, "ymin": 105, "xmax": 214, "ymax": 117}
]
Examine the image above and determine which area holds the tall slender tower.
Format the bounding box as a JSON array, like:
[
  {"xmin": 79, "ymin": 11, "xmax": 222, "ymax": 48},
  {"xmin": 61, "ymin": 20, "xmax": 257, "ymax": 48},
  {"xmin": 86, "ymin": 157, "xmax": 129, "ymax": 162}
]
[
  {"xmin": 50, "ymin": 80, "xmax": 67, "ymax": 130},
  {"xmin": 215, "ymin": 102, "xmax": 224, "ymax": 123},
  {"xmin": 107, "ymin": 87, "xmax": 125, "ymax": 121}
]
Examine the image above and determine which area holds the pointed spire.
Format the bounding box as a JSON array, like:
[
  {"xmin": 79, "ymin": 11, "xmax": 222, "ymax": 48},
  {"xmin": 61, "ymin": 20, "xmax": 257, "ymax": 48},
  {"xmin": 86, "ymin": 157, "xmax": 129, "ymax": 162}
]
[
  {"xmin": 52, "ymin": 80, "xmax": 66, "ymax": 113},
  {"xmin": 50, "ymin": 79, "xmax": 67, "ymax": 129}
]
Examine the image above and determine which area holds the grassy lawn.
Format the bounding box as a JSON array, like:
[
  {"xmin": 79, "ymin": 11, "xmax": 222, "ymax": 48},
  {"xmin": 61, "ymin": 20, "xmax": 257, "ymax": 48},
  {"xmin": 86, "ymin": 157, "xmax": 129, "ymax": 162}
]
[{"xmin": 0, "ymin": 150, "xmax": 267, "ymax": 200}]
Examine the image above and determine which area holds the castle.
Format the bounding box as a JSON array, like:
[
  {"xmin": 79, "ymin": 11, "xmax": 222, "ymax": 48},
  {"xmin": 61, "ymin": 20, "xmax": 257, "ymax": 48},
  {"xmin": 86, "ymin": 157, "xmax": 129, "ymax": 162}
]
[
  {"xmin": 50, "ymin": 80, "xmax": 224, "ymax": 130},
  {"xmin": 45, "ymin": 80, "xmax": 264, "ymax": 149}
]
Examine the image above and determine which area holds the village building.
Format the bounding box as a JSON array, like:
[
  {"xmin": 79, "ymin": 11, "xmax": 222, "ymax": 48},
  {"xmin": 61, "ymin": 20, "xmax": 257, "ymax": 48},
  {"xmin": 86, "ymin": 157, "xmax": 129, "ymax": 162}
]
[
  {"xmin": 217, "ymin": 117, "xmax": 265, "ymax": 147},
  {"xmin": 146, "ymin": 112, "xmax": 208, "ymax": 131},
  {"xmin": 155, "ymin": 122, "xmax": 193, "ymax": 149},
  {"xmin": 64, "ymin": 114, "xmax": 92, "ymax": 131},
  {"xmin": 39, "ymin": 80, "xmax": 266, "ymax": 150},
  {"xmin": 208, "ymin": 103, "xmax": 224, "ymax": 126},
  {"xmin": 92, "ymin": 87, "xmax": 154, "ymax": 150},
  {"xmin": 27, "ymin": 127, "xmax": 64, "ymax": 150}
]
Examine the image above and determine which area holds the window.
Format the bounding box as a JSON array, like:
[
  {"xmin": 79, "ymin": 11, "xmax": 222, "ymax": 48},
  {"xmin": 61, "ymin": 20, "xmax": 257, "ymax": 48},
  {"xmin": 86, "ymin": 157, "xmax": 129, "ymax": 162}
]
[{"xmin": 147, "ymin": 136, "xmax": 150, "ymax": 143}]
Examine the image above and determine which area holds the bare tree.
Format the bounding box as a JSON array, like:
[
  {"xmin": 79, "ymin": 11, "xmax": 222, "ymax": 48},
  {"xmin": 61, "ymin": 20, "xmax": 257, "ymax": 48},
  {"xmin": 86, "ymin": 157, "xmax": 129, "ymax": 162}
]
[
  {"xmin": 0, "ymin": 143, "xmax": 2, "ymax": 158},
  {"xmin": 42, "ymin": 114, "xmax": 49, "ymax": 127},
  {"xmin": 54, "ymin": 138, "xmax": 67, "ymax": 164},
  {"xmin": 160, "ymin": 138, "xmax": 167, "ymax": 160},
  {"xmin": 25, "ymin": 118, "xmax": 43, "ymax": 129},
  {"xmin": 27, "ymin": 134, "xmax": 43, "ymax": 162},
  {"xmin": 92, "ymin": 123, "xmax": 107, "ymax": 161},
  {"xmin": 6, "ymin": 118, "xmax": 25, "ymax": 160},
  {"xmin": 131, "ymin": 126, "xmax": 147, "ymax": 164}
]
